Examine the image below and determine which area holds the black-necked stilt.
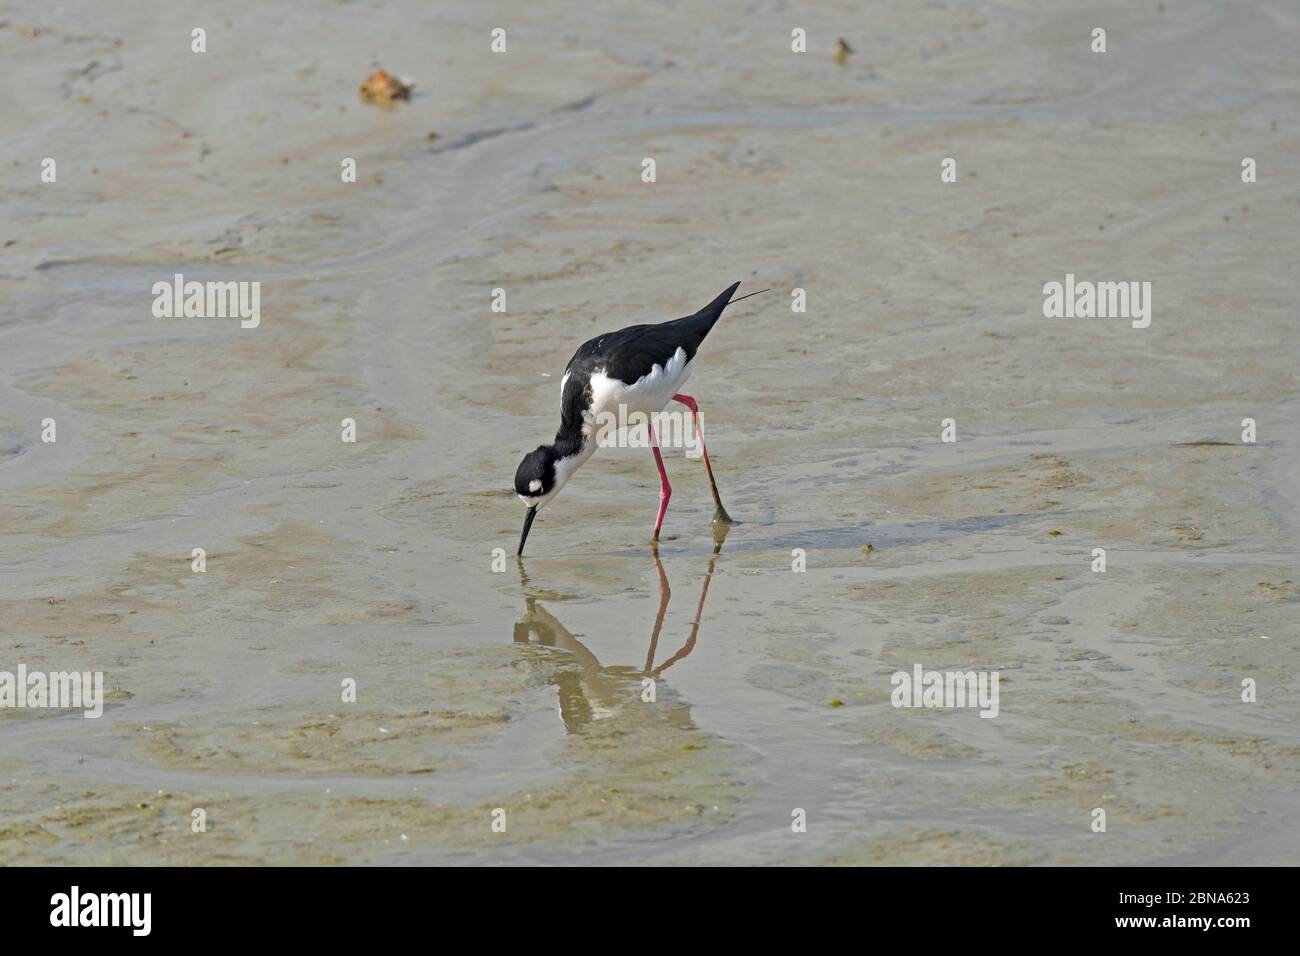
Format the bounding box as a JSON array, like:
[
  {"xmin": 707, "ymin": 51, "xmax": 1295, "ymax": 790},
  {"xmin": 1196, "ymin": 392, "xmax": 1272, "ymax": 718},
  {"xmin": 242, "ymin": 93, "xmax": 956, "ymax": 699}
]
[{"xmin": 514, "ymin": 282, "xmax": 767, "ymax": 555}]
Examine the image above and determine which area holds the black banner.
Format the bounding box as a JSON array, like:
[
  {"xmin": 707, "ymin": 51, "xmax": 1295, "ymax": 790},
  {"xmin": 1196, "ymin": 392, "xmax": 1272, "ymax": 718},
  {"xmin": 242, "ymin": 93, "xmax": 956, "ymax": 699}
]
[{"xmin": 0, "ymin": 866, "xmax": 1285, "ymax": 940}]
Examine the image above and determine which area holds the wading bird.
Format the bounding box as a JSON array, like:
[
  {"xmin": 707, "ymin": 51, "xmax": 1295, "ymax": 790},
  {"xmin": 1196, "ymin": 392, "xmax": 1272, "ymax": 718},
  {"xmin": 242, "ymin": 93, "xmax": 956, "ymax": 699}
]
[{"xmin": 513, "ymin": 283, "xmax": 765, "ymax": 555}]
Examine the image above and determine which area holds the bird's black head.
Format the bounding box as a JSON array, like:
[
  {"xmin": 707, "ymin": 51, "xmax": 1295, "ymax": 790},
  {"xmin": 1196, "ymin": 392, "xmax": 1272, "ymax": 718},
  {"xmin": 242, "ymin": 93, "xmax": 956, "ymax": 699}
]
[
  {"xmin": 513, "ymin": 441, "xmax": 588, "ymax": 555},
  {"xmin": 514, "ymin": 444, "xmax": 563, "ymax": 557},
  {"xmin": 514, "ymin": 445, "xmax": 558, "ymax": 503}
]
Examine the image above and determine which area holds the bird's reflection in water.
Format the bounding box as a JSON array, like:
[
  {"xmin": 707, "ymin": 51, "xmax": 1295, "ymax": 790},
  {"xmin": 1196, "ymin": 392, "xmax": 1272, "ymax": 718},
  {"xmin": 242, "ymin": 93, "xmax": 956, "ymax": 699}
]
[{"xmin": 513, "ymin": 524, "xmax": 729, "ymax": 733}]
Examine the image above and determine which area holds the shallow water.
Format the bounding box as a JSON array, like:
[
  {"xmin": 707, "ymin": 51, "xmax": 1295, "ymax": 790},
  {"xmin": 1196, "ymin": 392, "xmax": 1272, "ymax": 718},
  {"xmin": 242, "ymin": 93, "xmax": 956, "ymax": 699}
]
[{"xmin": 1, "ymin": 0, "xmax": 1298, "ymax": 864}]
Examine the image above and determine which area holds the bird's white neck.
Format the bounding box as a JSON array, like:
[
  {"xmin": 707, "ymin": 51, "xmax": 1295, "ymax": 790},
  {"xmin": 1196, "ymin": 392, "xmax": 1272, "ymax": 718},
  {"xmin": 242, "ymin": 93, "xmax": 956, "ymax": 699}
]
[{"xmin": 552, "ymin": 438, "xmax": 595, "ymax": 495}]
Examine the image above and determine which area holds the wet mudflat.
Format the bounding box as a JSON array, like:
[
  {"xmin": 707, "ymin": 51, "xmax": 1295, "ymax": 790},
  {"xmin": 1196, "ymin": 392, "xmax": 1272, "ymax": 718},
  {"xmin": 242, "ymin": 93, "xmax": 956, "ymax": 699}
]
[{"xmin": 1, "ymin": 1, "xmax": 1297, "ymax": 864}]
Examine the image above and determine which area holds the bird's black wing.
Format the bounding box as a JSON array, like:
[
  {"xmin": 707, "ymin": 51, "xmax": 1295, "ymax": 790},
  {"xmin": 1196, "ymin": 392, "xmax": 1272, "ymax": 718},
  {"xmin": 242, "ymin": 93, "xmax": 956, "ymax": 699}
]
[
  {"xmin": 564, "ymin": 324, "xmax": 678, "ymax": 385},
  {"xmin": 564, "ymin": 282, "xmax": 742, "ymax": 386}
]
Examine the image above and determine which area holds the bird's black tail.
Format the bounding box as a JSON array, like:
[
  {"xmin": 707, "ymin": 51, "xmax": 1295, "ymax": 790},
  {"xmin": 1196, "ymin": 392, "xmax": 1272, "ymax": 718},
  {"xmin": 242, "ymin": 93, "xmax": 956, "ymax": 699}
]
[
  {"xmin": 696, "ymin": 282, "xmax": 741, "ymax": 329},
  {"xmin": 686, "ymin": 281, "xmax": 771, "ymax": 337}
]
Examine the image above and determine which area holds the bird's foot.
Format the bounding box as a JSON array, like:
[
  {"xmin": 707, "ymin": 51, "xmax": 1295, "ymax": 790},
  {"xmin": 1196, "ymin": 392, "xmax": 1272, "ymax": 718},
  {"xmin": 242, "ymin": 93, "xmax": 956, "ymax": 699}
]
[{"xmin": 710, "ymin": 515, "xmax": 733, "ymax": 553}]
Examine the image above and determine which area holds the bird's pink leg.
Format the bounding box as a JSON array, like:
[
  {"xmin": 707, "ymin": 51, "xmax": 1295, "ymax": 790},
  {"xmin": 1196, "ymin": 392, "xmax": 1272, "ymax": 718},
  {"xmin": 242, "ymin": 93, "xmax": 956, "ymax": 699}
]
[
  {"xmin": 672, "ymin": 393, "xmax": 733, "ymax": 524},
  {"xmin": 648, "ymin": 420, "xmax": 672, "ymax": 542}
]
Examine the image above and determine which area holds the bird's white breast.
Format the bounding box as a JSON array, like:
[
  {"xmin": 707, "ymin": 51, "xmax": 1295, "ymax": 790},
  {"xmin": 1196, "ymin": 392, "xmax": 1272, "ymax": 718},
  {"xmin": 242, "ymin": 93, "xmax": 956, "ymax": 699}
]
[{"xmin": 588, "ymin": 347, "xmax": 693, "ymax": 419}]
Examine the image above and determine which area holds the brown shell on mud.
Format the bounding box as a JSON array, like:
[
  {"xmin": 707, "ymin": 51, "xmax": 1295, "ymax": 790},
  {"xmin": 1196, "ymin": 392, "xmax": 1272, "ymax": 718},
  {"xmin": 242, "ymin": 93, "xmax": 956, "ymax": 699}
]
[{"xmin": 359, "ymin": 69, "xmax": 412, "ymax": 104}]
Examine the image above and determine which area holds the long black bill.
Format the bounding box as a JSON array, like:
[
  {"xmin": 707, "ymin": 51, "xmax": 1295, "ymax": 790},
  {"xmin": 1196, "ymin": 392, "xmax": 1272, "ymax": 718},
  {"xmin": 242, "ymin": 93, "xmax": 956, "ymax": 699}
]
[{"xmin": 517, "ymin": 506, "xmax": 538, "ymax": 556}]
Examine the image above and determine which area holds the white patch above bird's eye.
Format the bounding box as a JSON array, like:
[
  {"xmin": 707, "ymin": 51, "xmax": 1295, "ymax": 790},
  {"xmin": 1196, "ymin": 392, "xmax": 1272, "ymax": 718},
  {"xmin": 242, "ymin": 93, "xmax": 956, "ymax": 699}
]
[{"xmin": 529, "ymin": 479, "xmax": 542, "ymax": 492}]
